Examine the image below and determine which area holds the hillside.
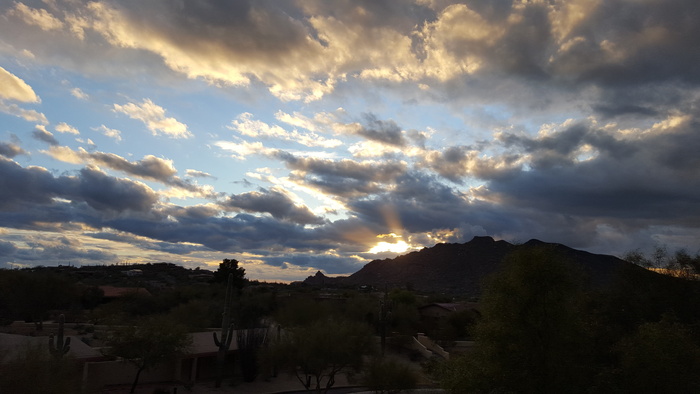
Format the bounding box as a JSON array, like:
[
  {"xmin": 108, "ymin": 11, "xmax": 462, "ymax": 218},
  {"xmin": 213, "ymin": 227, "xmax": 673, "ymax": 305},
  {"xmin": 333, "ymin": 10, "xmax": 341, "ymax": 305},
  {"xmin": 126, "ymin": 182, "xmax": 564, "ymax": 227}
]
[{"xmin": 306, "ymin": 236, "xmax": 636, "ymax": 295}]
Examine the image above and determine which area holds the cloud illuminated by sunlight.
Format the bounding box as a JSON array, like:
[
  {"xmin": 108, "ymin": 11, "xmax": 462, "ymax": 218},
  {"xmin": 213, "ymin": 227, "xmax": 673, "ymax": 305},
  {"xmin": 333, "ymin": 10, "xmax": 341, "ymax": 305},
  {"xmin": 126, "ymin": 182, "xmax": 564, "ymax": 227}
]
[{"xmin": 369, "ymin": 237, "xmax": 410, "ymax": 254}]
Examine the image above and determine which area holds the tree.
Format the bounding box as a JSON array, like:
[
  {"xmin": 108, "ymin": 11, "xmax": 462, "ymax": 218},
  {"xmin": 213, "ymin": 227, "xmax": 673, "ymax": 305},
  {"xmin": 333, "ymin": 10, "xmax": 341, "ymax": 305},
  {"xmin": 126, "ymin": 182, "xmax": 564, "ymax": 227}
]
[
  {"xmin": 440, "ymin": 246, "xmax": 591, "ymax": 394},
  {"xmin": 615, "ymin": 320, "xmax": 700, "ymax": 393},
  {"xmin": 212, "ymin": 258, "xmax": 247, "ymax": 288},
  {"xmin": 105, "ymin": 317, "xmax": 191, "ymax": 393},
  {"xmin": 362, "ymin": 356, "xmax": 418, "ymax": 394},
  {"xmin": 623, "ymin": 246, "xmax": 700, "ymax": 279},
  {"xmin": 269, "ymin": 317, "xmax": 375, "ymax": 393},
  {"xmin": 0, "ymin": 342, "xmax": 82, "ymax": 394}
]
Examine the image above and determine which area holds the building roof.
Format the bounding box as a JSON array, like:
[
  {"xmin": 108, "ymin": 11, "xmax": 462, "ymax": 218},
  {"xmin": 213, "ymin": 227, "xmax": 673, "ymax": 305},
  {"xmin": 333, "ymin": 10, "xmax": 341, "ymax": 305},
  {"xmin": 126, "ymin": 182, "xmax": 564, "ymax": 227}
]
[
  {"xmin": 0, "ymin": 332, "xmax": 103, "ymax": 362},
  {"xmin": 419, "ymin": 302, "xmax": 480, "ymax": 312},
  {"xmin": 98, "ymin": 285, "xmax": 151, "ymax": 298}
]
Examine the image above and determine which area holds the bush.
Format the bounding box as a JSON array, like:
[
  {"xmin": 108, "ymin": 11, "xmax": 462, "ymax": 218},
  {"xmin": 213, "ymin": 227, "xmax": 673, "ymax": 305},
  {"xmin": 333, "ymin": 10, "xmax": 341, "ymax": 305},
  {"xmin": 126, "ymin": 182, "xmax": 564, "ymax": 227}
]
[{"xmin": 362, "ymin": 357, "xmax": 418, "ymax": 394}]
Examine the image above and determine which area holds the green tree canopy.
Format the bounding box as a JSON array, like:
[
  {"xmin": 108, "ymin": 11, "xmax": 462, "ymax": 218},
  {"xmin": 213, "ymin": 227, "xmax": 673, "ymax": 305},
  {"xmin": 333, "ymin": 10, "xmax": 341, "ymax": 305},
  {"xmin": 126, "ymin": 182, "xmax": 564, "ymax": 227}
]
[
  {"xmin": 269, "ymin": 317, "xmax": 375, "ymax": 393},
  {"xmin": 615, "ymin": 320, "xmax": 700, "ymax": 393},
  {"xmin": 441, "ymin": 246, "xmax": 591, "ymax": 394},
  {"xmin": 105, "ymin": 316, "xmax": 191, "ymax": 393}
]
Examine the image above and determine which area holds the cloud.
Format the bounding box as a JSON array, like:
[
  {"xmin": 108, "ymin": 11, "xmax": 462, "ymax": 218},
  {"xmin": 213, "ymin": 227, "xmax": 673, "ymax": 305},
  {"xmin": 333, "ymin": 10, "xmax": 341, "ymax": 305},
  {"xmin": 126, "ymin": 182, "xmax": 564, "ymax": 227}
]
[
  {"xmin": 2, "ymin": 0, "xmax": 700, "ymax": 276},
  {"xmin": 186, "ymin": 169, "xmax": 214, "ymax": 179},
  {"xmin": 88, "ymin": 229, "xmax": 210, "ymax": 255},
  {"xmin": 55, "ymin": 122, "xmax": 80, "ymax": 135},
  {"xmin": 351, "ymin": 114, "xmax": 409, "ymax": 147},
  {"xmin": 7, "ymin": 2, "xmax": 64, "ymax": 32},
  {"xmin": 484, "ymin": 114, "xmax": 700, "ymax": 224},
  {"xmin": 0, "ymin": 232, "xmax": 118, "ymax": 267},
  {"xmin": 44, "ymin": 146, "xmax": 214, "ymax": 197},
  {"xmin": 0, "ymin": 102, "xmax": 48, "ymax": 124},
  {"xmin": 229, "ymin": 112, "xmax": 343, "ymax": 148},
  {"xmin": 113, "ymin": 99, "xmax": 191, "ymax": 138},
  {"xmin": 0, "ymin": 66, "xmax": 40, "ymax": 102},
  {"xmin": 214, "ymin": 139, "xmax": 274, "ymax": 160},
  {"xmin": 0, "ymin": 157, "xmax": 158, "ymax": 214},
  {"xmin": 4, "ymin": 0, "xmax": 700, "ymax": 107},
  {"xmin": 92, "ymin": 125, "xmax": 122, "ymax": 141},
  {"xmin": 222, "ymin": 187, "xmax": 324, "ymax": 225},
  {"xmin": 273, "ymin": 152, "xmax": 408, "ymax": 198},
  {"xmin": 70, "ymin": 87, "xmax": 89, "ymax": 100},
  {"xmin": 0, "ymin": 141, "xmax": 27, "ymax": 158},
  {"xmin": 86, "ymin": 152, "xmax": 177, "ymax": 180},
  {"xmin": 32, "ymin": 125, "xmax": 59, "ymax": 145}
]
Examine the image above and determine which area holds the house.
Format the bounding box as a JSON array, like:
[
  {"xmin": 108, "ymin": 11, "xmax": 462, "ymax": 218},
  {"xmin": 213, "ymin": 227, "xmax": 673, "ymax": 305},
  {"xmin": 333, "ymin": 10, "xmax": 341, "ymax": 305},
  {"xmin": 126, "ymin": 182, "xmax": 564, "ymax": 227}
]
[
  {"xmin": 418, "ymin": 302, "xmax": 480, "ymax": 320},
  {"xmin": 98, "ymin": 285, "xmax": 151, "ymax": 300},
  {"xmin": 0, "ymin": 332, "xmax": 105, "ymax": 363}
]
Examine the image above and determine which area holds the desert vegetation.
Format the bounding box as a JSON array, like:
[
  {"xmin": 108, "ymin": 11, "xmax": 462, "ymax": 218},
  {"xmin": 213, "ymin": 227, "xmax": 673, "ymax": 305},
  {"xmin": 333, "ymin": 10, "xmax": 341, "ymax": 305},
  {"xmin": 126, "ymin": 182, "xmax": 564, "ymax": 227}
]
[{"xmin": 1, "ymin": 243, "xmax": 699, "ymax": 393}]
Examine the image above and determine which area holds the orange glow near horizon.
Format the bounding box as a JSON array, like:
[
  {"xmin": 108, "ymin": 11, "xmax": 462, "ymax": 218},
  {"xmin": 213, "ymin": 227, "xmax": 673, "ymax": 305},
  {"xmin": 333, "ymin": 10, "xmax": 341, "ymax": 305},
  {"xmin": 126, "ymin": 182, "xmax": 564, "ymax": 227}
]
[{"xmin": 368, "ymin": 240, "xmax": 410, "ymax": 254}]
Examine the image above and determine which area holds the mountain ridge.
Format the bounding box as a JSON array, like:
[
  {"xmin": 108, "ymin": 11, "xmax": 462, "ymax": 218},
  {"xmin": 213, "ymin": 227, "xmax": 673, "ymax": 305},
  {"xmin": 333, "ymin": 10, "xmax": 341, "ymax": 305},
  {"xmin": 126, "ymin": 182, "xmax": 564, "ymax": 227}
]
[{"xmin": 303, "ymin": 236, "xmax": 635, "ymax": 295}]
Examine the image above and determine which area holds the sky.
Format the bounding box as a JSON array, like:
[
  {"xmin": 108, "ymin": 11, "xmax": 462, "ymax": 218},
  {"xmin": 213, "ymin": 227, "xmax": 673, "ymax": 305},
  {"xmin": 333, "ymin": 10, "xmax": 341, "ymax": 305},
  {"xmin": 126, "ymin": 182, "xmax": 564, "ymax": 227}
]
[{"xmin": 1, "ymin": 0, "xmax": 700, "ymax": 281}]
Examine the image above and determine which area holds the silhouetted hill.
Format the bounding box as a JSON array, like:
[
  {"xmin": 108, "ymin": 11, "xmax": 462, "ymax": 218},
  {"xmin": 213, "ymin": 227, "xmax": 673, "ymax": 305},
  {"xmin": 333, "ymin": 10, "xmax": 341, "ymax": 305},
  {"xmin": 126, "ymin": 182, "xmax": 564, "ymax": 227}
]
[
  {"xmin": 307, "ymin": 236, "xmax": 637, "ymax": 296},
  {"xmin": 301, "ymin": 270, "xmax": 346, "ymax": 286}
]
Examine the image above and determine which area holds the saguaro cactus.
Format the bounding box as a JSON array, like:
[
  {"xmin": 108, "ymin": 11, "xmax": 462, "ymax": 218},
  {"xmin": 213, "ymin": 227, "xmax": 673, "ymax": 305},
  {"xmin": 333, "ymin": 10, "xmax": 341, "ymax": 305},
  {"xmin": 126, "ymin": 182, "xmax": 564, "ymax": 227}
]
[
  {"xmin": 213, "ymin": 273, "xmax": 235, "ymax": 387},
  {"xmin": 49, "ymin": 314, "xmax": 71, "ymax": 359}
]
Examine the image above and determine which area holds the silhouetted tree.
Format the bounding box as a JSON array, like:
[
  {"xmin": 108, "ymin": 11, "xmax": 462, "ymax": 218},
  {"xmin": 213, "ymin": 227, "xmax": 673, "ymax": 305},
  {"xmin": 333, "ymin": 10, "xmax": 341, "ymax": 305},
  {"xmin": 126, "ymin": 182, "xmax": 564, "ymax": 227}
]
[
  {"xmin": 616, "ymin": 319, "xmax": 700, "ymax": 393},
  {"xmin": 362, "ymin": 356, "xmax": 418, "ymax": 394},
  {"xmin": 0, "ymin": 342, "xmax": 82, "ymax": 393},
  {"xmin": 268, "ymin": 317, "xmax": 375, "ymax": 393},
  {"xmin": 212, "ymin": 258, "xmax": 247, "ymax": 289},
  {"xmin": 105, "ymin": 317, "xmax": 191, "ymax": 393},
  {"xmin": 624, "ymin": 246, "xmax": 700, "ymax": 279},
  {"xmin": 440, "ymin": 246, "xmax": 591, "ymax": 394}
]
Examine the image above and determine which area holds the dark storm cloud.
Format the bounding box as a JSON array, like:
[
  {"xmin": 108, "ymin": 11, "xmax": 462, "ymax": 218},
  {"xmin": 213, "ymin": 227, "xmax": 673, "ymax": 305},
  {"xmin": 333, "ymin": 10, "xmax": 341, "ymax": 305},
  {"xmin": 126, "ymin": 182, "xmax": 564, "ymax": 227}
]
[
  {"xmin": 419, "ymin": 145, "xmax": 520, "ymax": 183},
  {"xmin": 497, "ymin": 123, "xmax": 637, "ymax": 169},
  {"xmin": 353, "ymin": 114, "xmax": 408, "ymax": 147},
  {"xmin": 0, "ymin": 238, "xmax": 117, "ymax": 267},
  {"xmin": 49, "ymin": 148, "xmax": 213, "ymax": 196},
  {"xmin": 87, "ymin": 152, "xmax": 177, "ymax": 180},
  {"xmin": 0, "ymin": 141, "xmax": 26, "ymax": 157},
  {"xmin": 553, "ymin": 0, "xmax": 700, "ymax": 87},
  {"xmin": 61, "ymin": 167, "xmax": 159, "ymax": 212},
  {"xmin": 0, "ymin": 158, "xmax": 63, "ymax": 209},
  {"xmin": 0, "ymin": 240, "xmax": 18, "ymax": 256},
  {"xmin": 487, "ymin": 117, "xmax": 700, "ymax": 223},
  {"xmin": 348, "ymin": 171, "xmax": 474, "ymax": 233},
  {"xmin": 88, "ymin": 231, "xmax": 211, "ymax": 255},
  {"xmin": 103, "ymin": 212, "xmax": 314, "ymax": 254},
  {"xmin": 222, "ymin": 188, "xmax": 324, "ymax": 225},
  {"xmin": 110, "ymin": 0, "xmax": 316, "ymax": 67},
  {"xmin": 274, "ymin": 152, "xmax": 407, "ymax": 197},
  {"xmin": 32, "ymin": 126, "xmax": 59, "ymax": 146},
  {"xmin": 0, "ymin": 159, "xmax": 157, "ymax": 213}
]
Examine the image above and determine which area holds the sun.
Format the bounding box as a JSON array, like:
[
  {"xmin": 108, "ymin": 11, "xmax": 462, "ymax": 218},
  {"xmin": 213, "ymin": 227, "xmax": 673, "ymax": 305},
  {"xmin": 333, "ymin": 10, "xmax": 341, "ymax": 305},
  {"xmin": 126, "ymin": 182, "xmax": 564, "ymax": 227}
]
[{"xmin": 368, "ymin": 240, "xmax": 410, "ymax": 254}]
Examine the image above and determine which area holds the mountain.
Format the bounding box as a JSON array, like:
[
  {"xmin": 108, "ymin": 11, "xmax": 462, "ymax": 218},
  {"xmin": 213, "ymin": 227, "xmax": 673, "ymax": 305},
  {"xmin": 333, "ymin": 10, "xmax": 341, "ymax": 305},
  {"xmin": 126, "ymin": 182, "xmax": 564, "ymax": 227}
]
[{"xmin": 306, "ymin": 236, "xmax": 636, "ymax": 296}]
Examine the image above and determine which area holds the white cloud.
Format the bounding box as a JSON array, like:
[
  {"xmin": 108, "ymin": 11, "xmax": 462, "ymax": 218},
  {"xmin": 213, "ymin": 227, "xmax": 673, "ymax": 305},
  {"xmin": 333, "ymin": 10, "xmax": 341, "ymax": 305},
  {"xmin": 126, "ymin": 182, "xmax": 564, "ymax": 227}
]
[
  {"xmin": 70, "ymin": 87, "xmax": 89, "ymax": 100},
  {"xmin": 55, "ymin": 122, "xmax": 79, "ymax": 135},
  {"xmin": 229, "ymin": 113, "xmax": 343, "ymax": 148},
  {"xmin": 8, "ymin": 2, "xmax": 64, "ymax": 31},
  {"xmin": 214, "ymin": 140, "xmax": 272, "ymax": 160},
  {"xmin": 92, "ymin": 125, "xmax": 122, "ymax": 141},
  {"xmin": 0, "ymin": 66, "xmax": 40, "ymax": 103},
  {"xmin": 113, "ymin": 99, "xmax": 191, "ymax": 139},
  {"xmin": 0, "ymin": 102, "xmax": 48, "ymax": 124}
]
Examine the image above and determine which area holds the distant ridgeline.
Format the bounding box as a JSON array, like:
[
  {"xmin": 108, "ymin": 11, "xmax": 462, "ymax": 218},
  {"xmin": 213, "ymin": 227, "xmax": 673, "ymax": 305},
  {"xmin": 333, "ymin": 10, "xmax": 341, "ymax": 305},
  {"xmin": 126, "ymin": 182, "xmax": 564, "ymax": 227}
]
[{"xmin": 302, "ymin": 236, "xmax": 640, "ymax": 296}]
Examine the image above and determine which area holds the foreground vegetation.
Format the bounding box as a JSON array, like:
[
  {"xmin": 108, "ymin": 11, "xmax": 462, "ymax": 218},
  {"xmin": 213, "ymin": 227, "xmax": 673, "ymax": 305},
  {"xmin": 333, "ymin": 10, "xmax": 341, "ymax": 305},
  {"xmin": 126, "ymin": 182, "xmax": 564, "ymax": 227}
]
[
  {"xmin": 1, "ymin": 247, "xmax": 699, "ymax": 393},
  {"xmin": 437, "ymin": 246, "xmax": 700, "ymax": 393}
]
